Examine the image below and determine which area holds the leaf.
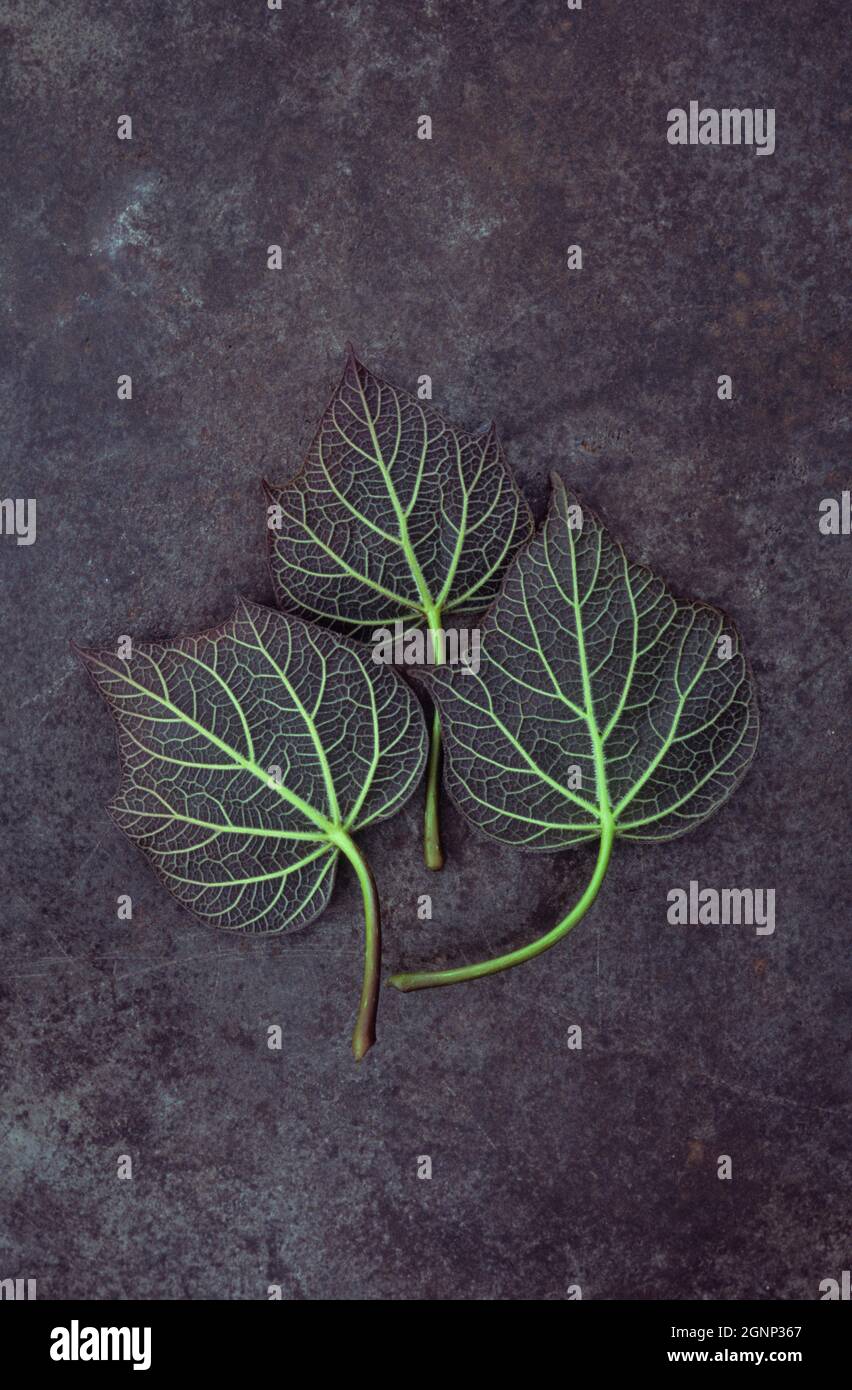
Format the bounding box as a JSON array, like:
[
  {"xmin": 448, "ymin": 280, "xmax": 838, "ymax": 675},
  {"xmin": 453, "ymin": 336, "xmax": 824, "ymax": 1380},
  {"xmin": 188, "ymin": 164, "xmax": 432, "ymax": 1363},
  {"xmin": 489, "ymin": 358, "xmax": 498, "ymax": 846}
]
[
  {"xmin": 389, "ymin": 473, "xmax": 759, "ymax": 993},
  {"xmin": 264, "ymin": 349, "xmax": 533, "ymax": 869},
  {"xmin": 76, "ymin": 599, "xmax": 427, "ymax": 1058}
]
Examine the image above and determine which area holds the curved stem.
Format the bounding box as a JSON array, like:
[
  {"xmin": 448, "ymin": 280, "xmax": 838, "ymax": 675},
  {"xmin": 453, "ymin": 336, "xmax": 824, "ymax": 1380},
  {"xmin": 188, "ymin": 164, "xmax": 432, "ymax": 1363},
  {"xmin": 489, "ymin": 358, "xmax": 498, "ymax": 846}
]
[
  {"xmin": 423, "ymin": 609, "xmax": 446, "ymax": 870},
  {"xmin": 334, "ymin": 832, "xmax": 381, "ymax": 1059},
  {"xmin": 389, "ymin": 817, "xmax": 615, "ymax": 992}
]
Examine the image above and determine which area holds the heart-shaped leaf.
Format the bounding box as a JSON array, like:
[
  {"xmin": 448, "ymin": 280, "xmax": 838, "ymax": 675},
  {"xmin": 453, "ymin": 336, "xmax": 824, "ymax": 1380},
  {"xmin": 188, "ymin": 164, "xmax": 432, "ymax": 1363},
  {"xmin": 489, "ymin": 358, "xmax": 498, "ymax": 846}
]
[
  {"xmin": 264, "ymin": 350, "xmax": 533, "ymax": 869},
  {"xmin": 389, "ymin": 474, "xmax": 759, "ymax": 992},
  {"xmin": 77, "ymin": 599, "xmax": 427, "ymax": 1057}
]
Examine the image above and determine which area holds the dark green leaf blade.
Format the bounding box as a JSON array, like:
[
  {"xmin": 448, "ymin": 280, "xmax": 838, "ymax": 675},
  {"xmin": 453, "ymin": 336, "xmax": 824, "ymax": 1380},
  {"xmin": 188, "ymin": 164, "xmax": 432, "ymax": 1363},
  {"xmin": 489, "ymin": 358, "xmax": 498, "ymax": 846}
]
[
  {"xmin": 264, "ymin": 350, "xmax": 533, "ymax": 869},
  {"xmin": 78, "ymin": 599, "xmax": 427, "ymax": 935},
  {"xmin": 265, "ymin": 350, "xmax": 533, "ymax": 634},
  {"xmin": 389, "ymin": 474, "xmax": 759, "ymax": 993},
  {"xmin": 425, "ymin": 474, "xmax": 758, "ymax": 847}
]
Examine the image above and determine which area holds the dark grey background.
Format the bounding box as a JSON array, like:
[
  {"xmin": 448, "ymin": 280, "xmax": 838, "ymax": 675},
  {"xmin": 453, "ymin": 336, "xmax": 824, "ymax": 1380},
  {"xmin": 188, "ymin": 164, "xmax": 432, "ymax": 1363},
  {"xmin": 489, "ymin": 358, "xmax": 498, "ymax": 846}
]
[{"xmin": 1, "ymin": 0, "xmax": 849, "ymax": 1300}]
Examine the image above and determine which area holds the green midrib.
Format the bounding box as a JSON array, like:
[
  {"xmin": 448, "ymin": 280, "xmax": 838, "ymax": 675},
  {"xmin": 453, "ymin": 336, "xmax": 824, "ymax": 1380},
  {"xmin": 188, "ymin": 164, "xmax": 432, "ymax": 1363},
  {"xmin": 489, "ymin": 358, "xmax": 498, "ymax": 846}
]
[{"xmin": 564, "ymin": 509, "xmax": 613, "ymax": 836}]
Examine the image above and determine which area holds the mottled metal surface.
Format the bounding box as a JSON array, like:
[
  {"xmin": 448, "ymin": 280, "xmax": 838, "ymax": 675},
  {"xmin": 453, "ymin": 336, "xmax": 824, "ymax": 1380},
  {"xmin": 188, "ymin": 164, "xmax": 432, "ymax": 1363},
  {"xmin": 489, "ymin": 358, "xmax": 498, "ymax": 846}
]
[{"xmin": 0, "ymin": 0, "xmax": 848, "ymax": 1300}]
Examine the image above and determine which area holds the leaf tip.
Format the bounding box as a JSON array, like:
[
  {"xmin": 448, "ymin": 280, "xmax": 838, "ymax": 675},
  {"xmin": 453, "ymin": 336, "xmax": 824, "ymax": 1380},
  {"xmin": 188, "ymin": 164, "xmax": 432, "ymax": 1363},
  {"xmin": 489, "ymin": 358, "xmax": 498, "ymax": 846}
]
[
  {"xmin": 70, "ymin": 638, "xmax": 96, "ymax": 669},
  {"xmin": 235, "ymin": 594, "xmax": 265, "ymax": 624}
]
